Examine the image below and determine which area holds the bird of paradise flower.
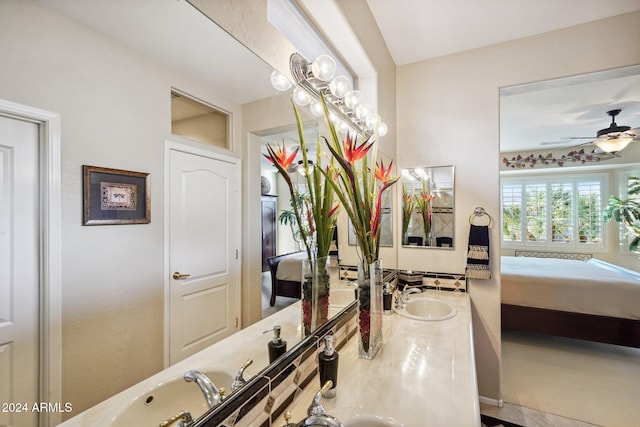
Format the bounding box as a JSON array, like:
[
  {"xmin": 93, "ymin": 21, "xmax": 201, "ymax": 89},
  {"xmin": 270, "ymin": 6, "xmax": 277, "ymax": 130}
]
[
  {"xmin": 415, "ymin": 178, "xmax": 435, "ymax": 246},
  {"xmin": 401, "ymin": 181, "xmax": 415, "ymax": 244},
  {"xmin": 318, "ymin": 97, "xmax": 399, "ymax": 266}
]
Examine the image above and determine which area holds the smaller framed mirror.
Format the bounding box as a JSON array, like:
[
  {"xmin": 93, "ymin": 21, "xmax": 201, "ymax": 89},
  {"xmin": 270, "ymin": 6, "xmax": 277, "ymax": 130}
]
[{"xmin": 401, "ymin": 166, "xmax": 454, "ymax": 248}]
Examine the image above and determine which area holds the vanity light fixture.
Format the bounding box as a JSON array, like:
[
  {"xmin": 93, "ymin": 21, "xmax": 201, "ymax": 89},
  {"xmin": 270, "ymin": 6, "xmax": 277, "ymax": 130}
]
[{"xmin": 287, "ymin": 52, "xmax": 387, "ymax": 139}]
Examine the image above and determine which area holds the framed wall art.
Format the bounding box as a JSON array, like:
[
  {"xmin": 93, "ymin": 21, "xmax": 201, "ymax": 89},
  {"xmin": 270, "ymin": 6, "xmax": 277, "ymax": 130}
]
[{"xmin": 83, "ymin": 165, "xmax": 150, "ymax": 225}]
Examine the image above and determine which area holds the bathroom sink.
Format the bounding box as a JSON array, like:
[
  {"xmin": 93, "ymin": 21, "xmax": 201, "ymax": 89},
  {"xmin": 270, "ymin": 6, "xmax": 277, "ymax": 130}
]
[
  {"xmin": 108, "ymin": 370, "xmax": 233, "ymax": 427},
  {"xmin": 344, "ymin": 414, "xmax": 403, "ymax": 426},
  {"xmin": 394, "ymin": 296, "xmax": 456, "ymax": 321},
  {"xmin": 329, "ymin": 287, "xmax": 356, "ymax": 307}
]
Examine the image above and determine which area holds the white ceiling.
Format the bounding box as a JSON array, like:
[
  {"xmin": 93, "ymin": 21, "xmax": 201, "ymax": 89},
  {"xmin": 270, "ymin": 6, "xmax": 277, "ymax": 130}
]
[
  {"xmin": 37, "ymin": 0, "xmax": 640, "ymax": 155},
  {"xmin": 362, "ymin": 0, "xmax": 640, "ymax": 153},
  {"xmin": 365, "ymin": 0, "xmax": 640, "ymax": 66},
  {"xmin": 39, "ymin": 0, "xmax": 277, "ymax": 105}
]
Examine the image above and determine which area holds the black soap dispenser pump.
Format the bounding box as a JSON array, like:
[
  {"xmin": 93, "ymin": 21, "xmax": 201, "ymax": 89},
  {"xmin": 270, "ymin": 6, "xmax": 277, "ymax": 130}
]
[
  {"xmin": 264, "ymin": 325, "xmax": 287, "ymax": 363},
  {"xmin": 318, "ymin": 334, "xmax": 339, "ymax": 398}
]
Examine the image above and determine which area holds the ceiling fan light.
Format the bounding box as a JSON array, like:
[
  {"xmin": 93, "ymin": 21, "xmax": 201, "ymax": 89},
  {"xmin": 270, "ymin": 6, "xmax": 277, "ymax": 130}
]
[{"xmin": 594, "ymin": 135, "xmax": 633, "ymax": 153}]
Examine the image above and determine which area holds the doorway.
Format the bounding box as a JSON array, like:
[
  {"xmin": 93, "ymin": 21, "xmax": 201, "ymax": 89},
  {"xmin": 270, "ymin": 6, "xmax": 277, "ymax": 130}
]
[
  {"xmin": 164, "ymin": 141, "xmax": 241, "ymax": 365},
  {"xmin": 0, "ymin": 99, "xmax": 62, "ymax": 427}
]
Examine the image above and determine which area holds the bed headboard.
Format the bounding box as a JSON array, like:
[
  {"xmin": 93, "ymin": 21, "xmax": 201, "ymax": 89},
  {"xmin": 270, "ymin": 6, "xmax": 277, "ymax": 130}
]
[{"xmin": 514, "ymin": 251, "xmax": 592, "ymax": 261}]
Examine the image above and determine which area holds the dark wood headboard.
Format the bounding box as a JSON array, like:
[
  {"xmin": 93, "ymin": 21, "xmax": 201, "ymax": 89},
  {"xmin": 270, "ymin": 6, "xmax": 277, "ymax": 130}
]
[{"xmin": 267, "ymin": 251, "xmax": 306, "ymax": 306}]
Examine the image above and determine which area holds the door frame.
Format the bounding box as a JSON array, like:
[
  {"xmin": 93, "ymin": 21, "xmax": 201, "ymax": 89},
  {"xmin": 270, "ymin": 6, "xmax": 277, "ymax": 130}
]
[
  {"xmin": 163, "ymin": 139, "xmax": 241, "ymax": 367},
  {"xmin": 0, "ymin": 99, "xmax": 62, "ymax": 427}
]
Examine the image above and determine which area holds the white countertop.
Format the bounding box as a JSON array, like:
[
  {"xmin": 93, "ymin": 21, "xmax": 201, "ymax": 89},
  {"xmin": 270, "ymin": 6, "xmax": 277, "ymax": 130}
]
[
  {"xmin": 276, "ymin": 291, "xmax": 480, "ymax": 427},
  {"xmin": 58, "ymin": 300, "xmax": 306, "ymax": 426}
]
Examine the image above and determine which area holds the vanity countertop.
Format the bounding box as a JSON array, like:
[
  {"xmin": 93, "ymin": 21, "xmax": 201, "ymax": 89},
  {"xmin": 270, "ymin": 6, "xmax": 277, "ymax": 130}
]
[
  {"xmin": 58, "ymin": 299, "xmax": 308, "ymax": 426},
  {"xmin": 276, "ymin": 291, "xmax": 480, "ymax": 427}
]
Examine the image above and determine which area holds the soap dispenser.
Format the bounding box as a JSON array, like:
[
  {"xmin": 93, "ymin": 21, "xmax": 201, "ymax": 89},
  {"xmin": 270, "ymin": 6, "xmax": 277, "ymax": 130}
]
[
  {"xmin": 318, "ymin": 334, "xmax": 338, "ymax": 398},
  {"xmin": 264, "ymin": 325, "xmax": 287, "ymax": 363}
]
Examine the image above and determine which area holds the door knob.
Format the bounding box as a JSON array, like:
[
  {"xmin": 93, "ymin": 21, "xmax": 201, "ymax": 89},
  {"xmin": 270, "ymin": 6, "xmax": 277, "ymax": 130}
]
[{"xmin": 173, "ymin": 271, "xmax": 191, "ymax": 280}]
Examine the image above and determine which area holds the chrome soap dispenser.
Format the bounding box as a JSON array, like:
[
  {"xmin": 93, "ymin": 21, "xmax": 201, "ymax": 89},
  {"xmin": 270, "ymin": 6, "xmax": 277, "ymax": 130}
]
[
  {"xmin": 318, "ymin": 334, "xmax": 339, "ymax": 398},
  {"xmin": 264, "ymin": 325, "xmax": 287, "ymax": 363}
]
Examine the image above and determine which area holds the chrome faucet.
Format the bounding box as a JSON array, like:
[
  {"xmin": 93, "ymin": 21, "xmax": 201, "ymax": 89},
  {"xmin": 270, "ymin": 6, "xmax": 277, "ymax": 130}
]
[
  {"xmin": 231, "ymin": 358, "xmax": 253, "ymax": 391},
  {"xmin": 395, "ymin": 287, "xmax": 422, "ymax": 308},
  {"xmin": 184, "ymin": 370, "xmax": 224, "ymax": 408},
  {"xmin": 293, "ymin": 381, "xmax": 344, "ymax": 427}
]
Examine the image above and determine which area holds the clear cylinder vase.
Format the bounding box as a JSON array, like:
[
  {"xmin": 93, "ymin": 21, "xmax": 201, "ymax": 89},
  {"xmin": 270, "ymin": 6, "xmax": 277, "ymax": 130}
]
[
  {"xmin": 357, "ymin": 259, "xmax": 383, "ymax": 359},
  {"xmin": 301, "ymin": 256, "xmax": 331, "ymax": 336}
]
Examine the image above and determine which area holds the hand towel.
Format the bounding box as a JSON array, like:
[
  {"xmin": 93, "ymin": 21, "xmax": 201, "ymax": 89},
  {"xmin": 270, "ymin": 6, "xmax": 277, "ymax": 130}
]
[{"xmin": 465, "ymin": 225, "xmax": 491, "ymax": 279}]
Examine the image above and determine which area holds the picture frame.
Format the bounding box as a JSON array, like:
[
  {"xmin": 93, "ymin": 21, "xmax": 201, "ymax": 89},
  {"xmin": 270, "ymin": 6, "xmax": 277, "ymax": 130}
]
[{"xmin": 83, "ymin": 165, "xmax": 150, "ymax": 225}]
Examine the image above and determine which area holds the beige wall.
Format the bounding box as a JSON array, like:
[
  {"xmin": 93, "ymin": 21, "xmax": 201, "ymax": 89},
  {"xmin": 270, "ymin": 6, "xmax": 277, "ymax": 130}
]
[
  {"xmin": 397, "ymin": 11, "xmax": 640, "ymax": 401},
  {"xmin": 0, "ymin": 1, "xmax": 242, "ymax": 416}
]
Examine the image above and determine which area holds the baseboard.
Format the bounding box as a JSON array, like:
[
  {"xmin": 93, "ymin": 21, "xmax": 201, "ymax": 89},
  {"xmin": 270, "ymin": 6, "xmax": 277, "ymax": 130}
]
[{"xmin": 479, "ymin": 396, "xmax": 504, "ymax": 407}]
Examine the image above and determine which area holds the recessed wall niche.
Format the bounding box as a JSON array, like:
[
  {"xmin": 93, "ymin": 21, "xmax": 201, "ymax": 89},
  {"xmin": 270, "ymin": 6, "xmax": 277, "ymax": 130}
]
[{"xmin": 171, "ymin": 90, "xmax": 229, "ymax": 149}]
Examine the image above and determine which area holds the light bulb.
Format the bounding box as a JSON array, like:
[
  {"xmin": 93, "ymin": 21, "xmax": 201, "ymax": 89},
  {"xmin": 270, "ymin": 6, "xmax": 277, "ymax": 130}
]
[
  {"xmin": 338, "ymin": 121, "xmax": 350, "ymax": 136},
  {"xmin": 310, "ymin": 100, "xmax": 324, "ymax": 118},
  {"xmin": 329, "ymin": 75, "xmax": 351, "ymax": 98},
  {"xmin": 270, "ymin": 70, "xmax": 292, "ymax": 92},
  {"xmin": 365, "ymin": 112, "xmax": 379, "ymax": 130},
  {"xmin": 344, "ymin": 90, "xmax": 363, "ymax": 109},
  {"xmin": 377, "ymin": 122, "xmax": 388, "ymax": 137},
  {"xmin": 355, "ymin": 103, "xmax": 373, "ymax": 121},
  {"xmin": 292, "ymin": 86, "xmax": 311, "ymax": 106},
  {"xmin": 311, "ymin": 55, "xmax": 336, "ymax": 82}
]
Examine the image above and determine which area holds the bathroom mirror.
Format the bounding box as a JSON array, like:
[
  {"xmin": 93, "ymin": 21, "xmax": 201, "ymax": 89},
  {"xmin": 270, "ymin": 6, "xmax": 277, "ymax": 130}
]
[
  {"xmin": 400, "ymin": 166, "xmax": 455, "ymax": 248},
  {"xmin": 32, "ymin": 0, "xmax": 351, "ymax": 416}
]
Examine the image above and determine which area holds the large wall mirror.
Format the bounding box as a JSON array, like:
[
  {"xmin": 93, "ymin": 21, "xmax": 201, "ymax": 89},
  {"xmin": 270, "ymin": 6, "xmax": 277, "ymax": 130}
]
[
  {"xmin": 401, "ymin": 166, "xmax": 455, "ymax": 248},
  {"xmin": 37, "ymin": 0, "xmax": 348, "ymax": 415}
]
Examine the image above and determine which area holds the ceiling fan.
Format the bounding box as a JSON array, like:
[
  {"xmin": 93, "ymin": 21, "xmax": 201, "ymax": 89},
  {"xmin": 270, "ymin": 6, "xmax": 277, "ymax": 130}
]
[
  {"xmin": 562, "ymin": 109, "xmax": 639, "ymax": 153},
  {"xmin": 503, "ymin": 109, "xmax": 639, "ymax": 168}
]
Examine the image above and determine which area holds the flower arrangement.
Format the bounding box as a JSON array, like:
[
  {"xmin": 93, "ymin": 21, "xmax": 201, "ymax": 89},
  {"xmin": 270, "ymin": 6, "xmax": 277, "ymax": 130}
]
[
  {"xmin": 317, "ymin": 96, "xmax": 398, "ymax": 358},
  {"xmin": 401, "ymin": 181, "xmax": 415, "ymax": 242},
  {"xmin": 264, "ymin": 101, "xmax": 339, "ymax": 334},
  {"xmin": 319, "ymin": 102, "xmax": 398, "ymax": 266},
  {"xmin": 263, "ymin": 107, "xmax": 339, "ymax": 261},
  {"xmin": 415, "ymin": 178, "xmax": 435, "ymax": 245}
]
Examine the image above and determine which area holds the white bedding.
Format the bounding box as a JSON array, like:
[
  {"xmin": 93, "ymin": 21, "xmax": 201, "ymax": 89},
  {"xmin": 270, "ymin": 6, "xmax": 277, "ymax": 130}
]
[
  {"xmin": 275, "ymin": 256, "xmax": 305, "ymax": 282},
  {"xmin": 501, "ymin": 256, "xmax": 640, "ymax": 320}
]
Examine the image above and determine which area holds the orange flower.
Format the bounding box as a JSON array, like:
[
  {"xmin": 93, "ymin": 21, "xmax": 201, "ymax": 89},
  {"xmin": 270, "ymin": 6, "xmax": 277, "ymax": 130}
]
[
  {"xmin": 344, "ymin": 133, "xmax": 374, "ymax": 164},
  {"xmin": 375, "ymin": 160, "xmax": 394, "ymax": 183},
  {"xmin": 264, "ymin": 143, "xmax": 298, "ymax": 170}
]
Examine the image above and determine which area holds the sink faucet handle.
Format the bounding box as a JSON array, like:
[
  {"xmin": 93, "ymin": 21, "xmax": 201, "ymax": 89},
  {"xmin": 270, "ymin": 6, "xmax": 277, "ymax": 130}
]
[
  {"xmin": 159, "ymin": 410, "xmax": 194, "ymax": 427},
  {"xmin": 308, "ymin": 381, "xmax": 333, "ymax": 416},
  {"xmin": 299, "ymin": 380, "xmax": 344, "ymax": 426},
  {"xmin": 231, "ymin": 358, "xmax": 254, "ymax": 391}
]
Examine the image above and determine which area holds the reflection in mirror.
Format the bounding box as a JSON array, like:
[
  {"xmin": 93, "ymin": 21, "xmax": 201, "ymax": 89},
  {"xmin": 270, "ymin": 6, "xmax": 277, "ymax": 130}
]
[
  {"xmin": 348, "ymin": 151, "xmax": 394, "ymax": 247},
  {"xmin": 171, "ymin": 89, "xmax": 229, "ymax": 149},
  {"xmin": 347, "ymin": 189, "xmax": 393, "ymax": 247},
  {"xmin": 401, "ymin": 166, "xmax": 454, "ymax": 248}
]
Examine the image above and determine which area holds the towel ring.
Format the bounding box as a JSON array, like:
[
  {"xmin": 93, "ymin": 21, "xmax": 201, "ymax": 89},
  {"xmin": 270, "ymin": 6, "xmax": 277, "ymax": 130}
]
[{"xmin": 469, "ymin": 207, "xmax": 493, "ymax": 227}]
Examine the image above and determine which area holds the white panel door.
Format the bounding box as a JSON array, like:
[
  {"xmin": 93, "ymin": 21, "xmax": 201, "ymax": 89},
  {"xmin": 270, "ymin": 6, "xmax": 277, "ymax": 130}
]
[
  {"xmin": 169, "ymin": 147, "xmax": 240, "ymax": 364},
  {"xmin": 0, "ymin": 115, "xmax": 39, "ymax": 427}
]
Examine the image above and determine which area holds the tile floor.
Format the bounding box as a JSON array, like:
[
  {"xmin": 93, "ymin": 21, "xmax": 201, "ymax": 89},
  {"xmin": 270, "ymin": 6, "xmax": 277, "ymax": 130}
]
[
  {"xmin": 486, "ymin": 330, "xmax": 640, "ymax": 427},
  {"xmin": 261, "ymin": 271, "xmax": 297, "ymax": 318}
]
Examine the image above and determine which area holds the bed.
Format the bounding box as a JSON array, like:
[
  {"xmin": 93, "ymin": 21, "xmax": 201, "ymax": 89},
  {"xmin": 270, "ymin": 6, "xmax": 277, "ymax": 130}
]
[
  {"xmin": 267, "ymin": 251, "xmax": 307, "ymax": 306},
  {"xmin": 501, "ymin": 255, "xmax": 640, "ymax": 348}
]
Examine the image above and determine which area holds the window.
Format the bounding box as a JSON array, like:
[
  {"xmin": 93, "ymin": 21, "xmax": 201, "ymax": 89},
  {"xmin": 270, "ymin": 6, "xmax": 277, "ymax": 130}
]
[
  {"xmin": 501, "ymin": 174, "xmax": 606, "ymax": 250},
  {"xmin": 616, "ymin": 170, "xmax": 640, "ymax": 254}
]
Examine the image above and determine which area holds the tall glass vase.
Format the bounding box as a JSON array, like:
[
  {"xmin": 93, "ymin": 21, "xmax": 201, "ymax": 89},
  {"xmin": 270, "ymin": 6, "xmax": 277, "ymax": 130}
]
[
  {"xmin": 357, "ymin": 259, "xmax": 383, "ymax": 359},
  {"xmin": 301, "ymin": 256, "xmax": 331, "ymax": 336}
]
